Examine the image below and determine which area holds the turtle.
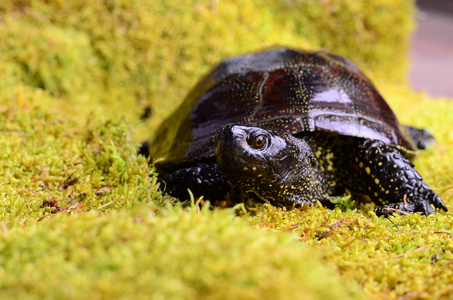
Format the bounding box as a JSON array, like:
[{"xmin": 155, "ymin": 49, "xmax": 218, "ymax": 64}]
[{"xmin": 148, "ymin": 47, "xmax": 447, "ymax": 216}]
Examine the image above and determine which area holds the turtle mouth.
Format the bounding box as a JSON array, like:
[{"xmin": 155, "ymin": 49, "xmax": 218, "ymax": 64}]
[{"xmin": 215, "ymin": 146, "xmax": 265, "ymax": 170}]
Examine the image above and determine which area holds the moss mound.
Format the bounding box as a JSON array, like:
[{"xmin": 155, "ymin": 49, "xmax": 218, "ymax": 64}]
[{"xmin": 0, "ymin": 21, "xmax": 100, "ymax": 97}]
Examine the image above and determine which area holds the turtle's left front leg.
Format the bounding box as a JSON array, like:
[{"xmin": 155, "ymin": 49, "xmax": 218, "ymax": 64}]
[
  {"xmin": 352, "ymin": 139, "xmax": 447, "ymax": 216},
  {"xmin": 160, "ymin": 163, "xmax": 230, "ymax": 201}
]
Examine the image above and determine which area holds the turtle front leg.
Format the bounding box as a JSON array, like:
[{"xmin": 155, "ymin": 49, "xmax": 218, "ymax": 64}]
[
  {"xmin": 160, "ymin": 163, "xmax": 230, "ymax": 200},
  {"xmin": 353, "ymin": 139, "xmax": 447, "ymax": 216}
]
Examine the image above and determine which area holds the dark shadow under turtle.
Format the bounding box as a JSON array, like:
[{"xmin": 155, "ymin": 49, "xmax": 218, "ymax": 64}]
[{"xmin": 147, "ymin": 47, "xmax": 447, "ymax": 216}]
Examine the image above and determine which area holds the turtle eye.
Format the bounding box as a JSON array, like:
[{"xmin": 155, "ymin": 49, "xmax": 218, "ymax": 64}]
[{"xmin": 251, "ymin": 135, "xmax": 267, "ymax": 149}]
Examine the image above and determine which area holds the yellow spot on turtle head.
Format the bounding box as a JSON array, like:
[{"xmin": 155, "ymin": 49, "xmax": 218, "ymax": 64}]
[
  {"xmin": 359, "ymin": 162, "xmax": 363, "ymax": 168},
  {"xmin": 365, "ymin": 167, "xmax": 371, "ymax": 174},
  {"xmin": 374, "ymin": 178, "xmax": 380, "ymax": 184}
]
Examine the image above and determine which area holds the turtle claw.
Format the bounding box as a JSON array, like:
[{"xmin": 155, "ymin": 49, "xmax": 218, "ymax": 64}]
[
  {"xmin": 375, "ymin": 194, "xmax": 446, "ymax": 217},
  {"xmin": 375, "ymin": 202, "xmax": 426, "ymax": 217},
  {"xmin": 432, "ymin": 194, "xmax": 448, "ymax": 212}
]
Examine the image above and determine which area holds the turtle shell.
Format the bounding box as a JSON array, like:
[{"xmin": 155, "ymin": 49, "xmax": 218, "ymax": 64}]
[{"xmin": 151, "ymin": 47, "xmax": 415, "ymax": 172}]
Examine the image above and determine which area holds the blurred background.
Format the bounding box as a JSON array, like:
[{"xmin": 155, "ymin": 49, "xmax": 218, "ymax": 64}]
[
  {"xmin": 410, "ymin": 0, "xmax": 453, "ymax": 98},
  {"xmin": 0, "ymin": 0, "xmax": 450, "ymax": 136}
]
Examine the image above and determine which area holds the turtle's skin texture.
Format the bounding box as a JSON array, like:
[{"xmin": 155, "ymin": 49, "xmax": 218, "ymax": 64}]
[{"xmin": 149, "ymin": 48, "xmax": 447, "ymax": 216}]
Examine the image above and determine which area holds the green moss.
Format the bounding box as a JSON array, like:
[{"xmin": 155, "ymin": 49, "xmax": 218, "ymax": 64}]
[
  {"xmin": 0, "ymin": 205, "xmax": 361, "ymax": 299},
  {"xmin": 249, "ymin": 203, "xmax": 453, "ymax": 299},
  {"xmin": 0, "ymin": 84, "xmax": 163, "ymax": 228},
  {"xmin": 0, "ymin": 20, "xmax": 101, "ymax": 97}
]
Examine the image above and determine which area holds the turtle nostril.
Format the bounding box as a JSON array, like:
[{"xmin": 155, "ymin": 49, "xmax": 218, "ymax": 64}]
[
  {"xmin": 217, "ymin": 124, "xmax": 233, "ymax": 148},
  {"xmin": 223, "ymin": 123, "xmax": 235, "ymax": 132},
  {"xmin": 218, "ymin": 124, "xmax": 237, "ymax": 139}
]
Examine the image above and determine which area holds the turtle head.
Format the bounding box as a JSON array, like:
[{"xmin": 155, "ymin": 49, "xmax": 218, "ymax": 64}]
[{"xmin": 215, "ymin": 124, "xmax": 321, "ymax": 205}]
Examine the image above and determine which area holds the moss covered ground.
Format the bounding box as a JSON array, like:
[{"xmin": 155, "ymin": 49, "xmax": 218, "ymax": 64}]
[{"xmin": 0, "ymin": 0, "xmax": 452, "ymax": 299}]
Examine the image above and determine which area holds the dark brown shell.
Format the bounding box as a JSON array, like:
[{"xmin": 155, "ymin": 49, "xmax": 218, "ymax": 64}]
[{"xmin": 151, "ymin": 48, "xmax": 415, "ymax": 171}]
